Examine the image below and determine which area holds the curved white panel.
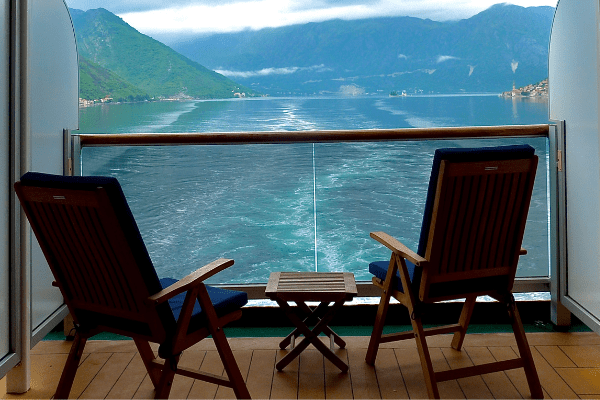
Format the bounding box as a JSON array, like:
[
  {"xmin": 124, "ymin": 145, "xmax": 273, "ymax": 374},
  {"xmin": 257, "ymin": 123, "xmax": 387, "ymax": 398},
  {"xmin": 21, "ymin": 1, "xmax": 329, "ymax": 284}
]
[
  {"xmin": 549, "ymin": 0, "xmax": 600, "ymax": 331},
  {"xmin": 29, "ymin": 0, "xmax": 78, "ymax": 334}
]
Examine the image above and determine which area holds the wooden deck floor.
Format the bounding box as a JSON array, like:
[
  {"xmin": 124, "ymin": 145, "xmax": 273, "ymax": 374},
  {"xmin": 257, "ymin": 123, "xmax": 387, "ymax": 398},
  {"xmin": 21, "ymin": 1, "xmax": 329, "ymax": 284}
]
[{"xmin": 2, "ymin": 332, "xmax": 600, "ymax": 399}]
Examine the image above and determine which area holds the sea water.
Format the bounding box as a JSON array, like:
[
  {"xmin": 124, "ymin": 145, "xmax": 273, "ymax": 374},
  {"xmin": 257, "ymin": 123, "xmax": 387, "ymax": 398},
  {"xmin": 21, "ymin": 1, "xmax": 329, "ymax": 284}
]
[{"xmin": 78, "ymin": 94, "xmax": 550, "ymax": 284}]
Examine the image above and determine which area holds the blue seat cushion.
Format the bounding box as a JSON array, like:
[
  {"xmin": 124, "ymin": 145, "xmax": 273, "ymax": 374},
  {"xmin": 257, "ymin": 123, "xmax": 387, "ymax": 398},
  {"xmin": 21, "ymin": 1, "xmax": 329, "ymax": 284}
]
[
  {"xmin": 369, "ymin": 260, "xmax": 417, "ymax": 293},
  {"xmin": 159, "ymin": 278, "xmax": 248, "ymax": 328}
]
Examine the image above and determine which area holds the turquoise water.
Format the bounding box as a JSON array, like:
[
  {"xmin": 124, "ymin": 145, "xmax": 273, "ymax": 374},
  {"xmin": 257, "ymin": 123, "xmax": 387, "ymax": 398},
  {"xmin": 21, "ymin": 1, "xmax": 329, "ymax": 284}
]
[{"xmin": 78, "ymin": 94, "xmax": 550, "ymax": 284}]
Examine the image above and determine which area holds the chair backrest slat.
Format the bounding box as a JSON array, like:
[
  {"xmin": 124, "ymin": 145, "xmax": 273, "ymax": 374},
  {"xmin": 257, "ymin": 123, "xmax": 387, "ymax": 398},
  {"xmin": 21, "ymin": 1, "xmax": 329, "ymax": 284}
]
[
  {"xmin": 59, "ymin": 203, "xmax": 112, "ymax": 307},
  {"xmin": 29, "ymin": 201, "xmax": 87, "ymax": 301},
  {"xmin": 83, "ymin": 204, "xmax": 139, "ymax": 312},
  {"xmin": 420, "ymin": 147, "xmax": 537, "ymax": 302},
  {"xmin": 73, "ymin": 205, "xmax": 124, "ymax": 309}
]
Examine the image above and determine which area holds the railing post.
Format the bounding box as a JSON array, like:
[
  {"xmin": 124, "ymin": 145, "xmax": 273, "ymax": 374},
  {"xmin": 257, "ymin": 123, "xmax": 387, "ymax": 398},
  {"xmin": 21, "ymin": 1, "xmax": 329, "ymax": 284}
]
[
  {"xmin": 63, "ymin": 129, "xmax": 72, "ymax": 176},
  {"xmin": 549, "ymin": 120, "xmax": 571, "ymax": 327},
  {"xmin": 71, "ymin": 134, "xmax": 81, "ymax": 176}
]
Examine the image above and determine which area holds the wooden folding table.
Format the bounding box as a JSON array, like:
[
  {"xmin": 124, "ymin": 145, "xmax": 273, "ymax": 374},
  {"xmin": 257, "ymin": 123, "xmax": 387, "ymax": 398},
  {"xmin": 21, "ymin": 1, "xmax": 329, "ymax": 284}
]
[{"xmin": 265, "ymin": 271, "xmax": 357, "ymax": 372}]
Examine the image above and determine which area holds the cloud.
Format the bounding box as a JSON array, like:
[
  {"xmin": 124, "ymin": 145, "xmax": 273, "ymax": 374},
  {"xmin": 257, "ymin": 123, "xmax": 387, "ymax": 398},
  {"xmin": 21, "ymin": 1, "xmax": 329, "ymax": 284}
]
[
  {"xmin": 216, "ymin": 64, "xmax": 331, "ymax": 78},
  {"xmin": 511, "ymin": 59, "xmax": 519, "ymax": 73},
  {"xmin": 468, "ymin": 65, "xmax": 475, "ymax": 76},
  {"xmin": 437, "ymin": 55, "xmax": 459, "ymax": 63},
  {"xmin": 65, "ymin": 0, "xmax": 558, "ymax": 36},
  {"xmin": 398, "ymin": 54, "xmax": 408, "ymax": 59},
  {"xmin": 67, "ymin": 0, "xmax": 254, "ymax": 14}
]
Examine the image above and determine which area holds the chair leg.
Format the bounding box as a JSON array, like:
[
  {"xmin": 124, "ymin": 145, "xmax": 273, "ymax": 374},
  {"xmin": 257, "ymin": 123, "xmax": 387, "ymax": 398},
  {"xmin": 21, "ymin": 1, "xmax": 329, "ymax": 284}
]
[
  {"xmin": 154, "ymin": 355, "xmax": 179, "ymax": 399},
  {"xmin": 366, "ymin": 285, "xmax": 392, "ymax": 365},
  {"xmin": 451, "ymin": 295, "xmax": 476, "ymax": 350},
  {"xmin": 54, "ymin": 332, "xmax": 87, "ymax": 399},
  {"xmin": 196, "ymin": 284, "xmax": 251, "ymax": 399},
  {"xmin": 212, "ymin": 325, "xmax": 251, "ymax": 399},
  {"xmin": 411, "ymin": 315, "xmax": 440, "ymax": 399},
  {"xmin": 508, "ymin": 297, "xmax": 544, "ymax": 399},
  {"xmin": 134, "ymin": 338, "xmax": 162, "ymax": 389}
]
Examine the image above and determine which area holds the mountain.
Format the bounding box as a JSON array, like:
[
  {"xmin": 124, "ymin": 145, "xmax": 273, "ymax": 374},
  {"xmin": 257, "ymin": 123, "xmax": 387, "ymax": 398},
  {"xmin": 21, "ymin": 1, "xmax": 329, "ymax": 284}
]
[
  {"xmin": 70, "ymin": 8, "xmax": 253, "ymax": 99},
  {"xmin": 170, "ymin": 3, "xmax": 554, "ymax": 95},
  {"xmin": 79, "ymin": 56, "xmax": 149, "ymax": 101}
]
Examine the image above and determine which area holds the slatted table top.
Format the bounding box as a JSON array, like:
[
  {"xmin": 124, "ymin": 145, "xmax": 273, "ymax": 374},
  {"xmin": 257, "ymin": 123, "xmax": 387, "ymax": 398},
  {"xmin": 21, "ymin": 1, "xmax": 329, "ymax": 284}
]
[{"xmin": 265, "ymin": 272, "xmax": 357, "ymax": 302}]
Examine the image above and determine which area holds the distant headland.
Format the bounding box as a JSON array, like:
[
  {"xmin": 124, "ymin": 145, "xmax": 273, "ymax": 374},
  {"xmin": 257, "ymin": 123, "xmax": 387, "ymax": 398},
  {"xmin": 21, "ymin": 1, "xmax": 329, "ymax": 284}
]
[{"xmin": 501, "ymin": 79, "xmax": 548, "ymax": 98}]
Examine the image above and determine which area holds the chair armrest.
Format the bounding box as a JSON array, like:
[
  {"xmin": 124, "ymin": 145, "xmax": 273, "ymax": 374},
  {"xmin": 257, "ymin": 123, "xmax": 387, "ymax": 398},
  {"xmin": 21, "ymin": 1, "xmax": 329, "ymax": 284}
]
[
  {"xmin": 520, "ymin": 247, "xmax": 527, "ymax": 255},
  {"xmin": 370, "ymin": 231, "xmax": 428, "ymax": 266},
  {"xmin": 147, "ymin": 258, "xmax": 234, "ymax": 305}
]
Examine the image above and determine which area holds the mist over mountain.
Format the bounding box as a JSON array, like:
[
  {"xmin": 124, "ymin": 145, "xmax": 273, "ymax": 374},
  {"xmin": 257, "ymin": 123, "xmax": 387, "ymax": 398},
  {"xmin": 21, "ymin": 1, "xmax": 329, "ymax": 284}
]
[
  {"xmin": 70, "ymin": 8, "xmax": 253, "ymax": 100},
  {"xmin": 170, "ymin": 3, "xmax": 554, "ymax": 95}
]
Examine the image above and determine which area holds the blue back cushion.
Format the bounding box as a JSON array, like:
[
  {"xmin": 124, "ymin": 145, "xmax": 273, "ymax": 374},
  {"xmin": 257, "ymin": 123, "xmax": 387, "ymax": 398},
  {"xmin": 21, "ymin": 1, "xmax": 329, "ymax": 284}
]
[{"xmin": 417, "ymin": 144, "xmax": 536, "ymax": 256}]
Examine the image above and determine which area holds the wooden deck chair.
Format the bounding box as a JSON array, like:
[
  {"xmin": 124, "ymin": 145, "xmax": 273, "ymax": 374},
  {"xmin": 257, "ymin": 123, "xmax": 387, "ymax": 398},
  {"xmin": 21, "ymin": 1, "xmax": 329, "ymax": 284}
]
[
  {"xmin": 14, "ymin": 172, "xmax": 251, "ymax": 399},
  {"xmin": 365, "ymin": 145, "xmax": 543, "ymax": 399}
]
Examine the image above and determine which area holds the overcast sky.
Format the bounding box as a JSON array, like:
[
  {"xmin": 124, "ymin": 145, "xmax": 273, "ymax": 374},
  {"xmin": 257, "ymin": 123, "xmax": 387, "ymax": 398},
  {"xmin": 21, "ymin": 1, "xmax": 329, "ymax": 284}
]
[{"xmin": 65, "ymin": 0, "xmax": 558, "ymax": 38}]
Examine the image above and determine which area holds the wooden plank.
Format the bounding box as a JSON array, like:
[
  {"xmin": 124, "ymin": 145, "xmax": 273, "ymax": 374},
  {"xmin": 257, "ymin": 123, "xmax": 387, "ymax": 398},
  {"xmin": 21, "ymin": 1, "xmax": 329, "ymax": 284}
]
[
  {"xmin": 82, "ymin": 339, "xmax": 142, "ymax": 354},
  {"xmin": 490, "ymin": 345, "xmax": 578, "ymax": 399},
  {"xmin": 346, "ymin": 347, "xmax": 380, "ymax": 399},
  {"xmin": 324, "ymin": 348, "xmax": 353, "ymax": 399},
  {"xmin": 169, "ymin": 349, "xmax": 205, "ymax": 399},
  {"xmin": 298, "ymin": 349, "xmax": 325, "ymax": 399},
  {"xmin": 61, "ymin": 351, "xmax": 112, "ymax": 398},
  {"xmin": 394, "ymin": 345, "xmax": 465, "ymax": 399},
  {"xmin": 215, "ymin": 349, "xmax": 252, "ymax": 399},
  {"xmin": 79, "ymin": 351, "xmax": 135, "ymax": 399},
  {"xmin": 394, "ymin": 347, "xmax": 430, "ymax": 399},
  {"xmin": 373, "ymin": 348, "xmax": 409, "ymax": 399},
  {"xmin": 428, "ymin": 347, "xmax": 466, "ymax": 399},
  {"xmin": 245, "ymin": 350, "xmax": 276, "ymax": 399},
  {"xmin": 30, "ymin": 340, "xmax": 74, "ymax": 354},
  {"xmin": 441, "ymin": 347, "xmax": 493, "ymax": 399},
  {"xmin": 536, "ymin": 346, "xmax": 577, "ymax": 368},
  {"xmin": 133, "ymin": 373, "xmax": 156, "ymax": 399},
  {"xmin": 1, "ymin": 353, "xmax": 71, "ymax": 399},
  {"xmin": 559, "ymin": 345, "xmax": 600, "ymax": 367},
  {"xmin": 555, "ymin": 367, "xmax": 600, "ymax": 396},
  {"xmin": 527, "ymin": 346, "xmax": 580, "ymax": 399},
  {"xmin": 270, "ymin": 349, "xmax": 299, "ymax": 399},
  {"xmin": 188, "ymin": 350, "xmax": 225, "ymax": 399},
  {"xmin": 106, "ymin": 352, "xmax": 149, "ymax": 399},
  {"xmin": 464, "ymin": 346, "xmax": 522, "ymax": 399}
]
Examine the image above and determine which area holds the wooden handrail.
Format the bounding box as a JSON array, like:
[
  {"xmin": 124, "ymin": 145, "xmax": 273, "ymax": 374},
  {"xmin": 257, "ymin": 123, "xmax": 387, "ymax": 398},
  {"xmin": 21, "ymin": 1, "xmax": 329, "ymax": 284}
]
[{"xmin": 76, "ymin": 124, "xmax": 550, "ymax": 147}]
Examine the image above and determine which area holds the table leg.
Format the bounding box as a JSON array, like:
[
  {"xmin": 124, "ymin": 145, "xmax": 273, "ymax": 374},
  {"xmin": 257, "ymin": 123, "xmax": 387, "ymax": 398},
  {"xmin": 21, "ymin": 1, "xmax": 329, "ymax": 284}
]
[
  {"xmin": 275, "ymin": 299, "xmax": 349, "ymax": 372},
  {"xmin": 297, "ymin": 301, "xmax": 347, "ymax": 349},
  {"xmin": 278, "ymin": 301, "xmax": 330, "ymax": 349}
]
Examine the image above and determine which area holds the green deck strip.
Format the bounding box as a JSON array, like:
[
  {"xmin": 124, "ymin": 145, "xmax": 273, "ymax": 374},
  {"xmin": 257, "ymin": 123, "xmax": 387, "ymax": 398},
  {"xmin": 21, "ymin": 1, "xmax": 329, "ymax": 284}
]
[{"xmin": 42, "ymin": 322, "xmax": 591, "ymax": 341}]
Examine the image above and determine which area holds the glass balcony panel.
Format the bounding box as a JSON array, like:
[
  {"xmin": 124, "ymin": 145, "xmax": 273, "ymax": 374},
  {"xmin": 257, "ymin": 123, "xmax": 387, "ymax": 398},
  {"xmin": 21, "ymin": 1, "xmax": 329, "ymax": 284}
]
[
  {"xmin": 81, "ymin": 136, "xmax": 549, "ymax": 285},
  {"xmin": 313, "ymin": 137, "xmax": 549, "ymax": 280},
  {"xmin": 82, "ymin": 144, "xmax": 316, "ymax": 284}
]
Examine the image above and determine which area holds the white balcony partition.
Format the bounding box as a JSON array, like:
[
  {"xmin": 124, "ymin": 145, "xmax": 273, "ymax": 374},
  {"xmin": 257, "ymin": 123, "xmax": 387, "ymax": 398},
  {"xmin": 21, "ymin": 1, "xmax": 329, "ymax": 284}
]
[
  {"xmin": 0, "ymin": 0, "xmax": 10, "ymax": 376},
  {"xmin": 549, "ymin": 0, "xmax": 600, "ymax": 333},
  {"xmin": 27, "ymin": 0, "xmax": 78, "ymax": 341}
]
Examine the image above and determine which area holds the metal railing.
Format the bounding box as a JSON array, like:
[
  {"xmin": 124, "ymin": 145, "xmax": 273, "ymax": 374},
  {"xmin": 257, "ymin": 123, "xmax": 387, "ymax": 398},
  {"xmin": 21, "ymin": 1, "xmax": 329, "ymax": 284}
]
[{"xmin": 69, "ymin": 124, "xmax": 553, "ymax": 299}]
